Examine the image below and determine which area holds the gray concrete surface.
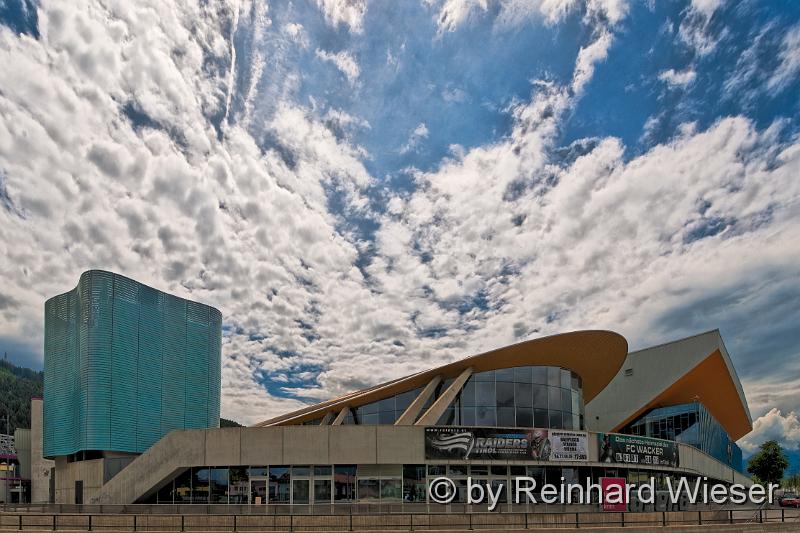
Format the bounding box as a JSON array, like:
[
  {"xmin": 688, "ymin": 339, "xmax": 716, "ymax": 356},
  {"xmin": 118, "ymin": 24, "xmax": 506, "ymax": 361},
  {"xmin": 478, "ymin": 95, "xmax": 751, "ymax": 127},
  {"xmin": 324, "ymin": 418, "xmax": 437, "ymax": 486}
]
[{"xmin": 86, "ymin": 425, "xmax": 748, "ymax": 505}]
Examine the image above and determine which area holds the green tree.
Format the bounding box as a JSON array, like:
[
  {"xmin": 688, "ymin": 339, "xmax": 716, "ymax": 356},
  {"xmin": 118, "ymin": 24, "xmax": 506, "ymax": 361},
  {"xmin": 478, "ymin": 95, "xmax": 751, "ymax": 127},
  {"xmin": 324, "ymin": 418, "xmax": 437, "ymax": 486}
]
[
  {"xmin": 784, "ymin": 473, "xmax": 800, "ymax": 492},
  {"xmin": 747, "ymin": 440, "xmax": 789, "ymax": 485}
]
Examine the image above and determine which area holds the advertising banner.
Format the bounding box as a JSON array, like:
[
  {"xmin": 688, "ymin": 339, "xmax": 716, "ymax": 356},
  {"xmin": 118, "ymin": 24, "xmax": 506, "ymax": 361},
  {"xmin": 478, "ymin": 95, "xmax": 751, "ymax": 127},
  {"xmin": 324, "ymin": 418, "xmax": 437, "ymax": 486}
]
[
  {"xmin": 597, "ymin": 433, "xmax": 679, "ymax": 467},
  {"xmin": 600, "ymin": 477, "xmax": 628, "ymax": 511},
  {"xmin": 424, "ymin": 426, "xmax": 588, "ymax": 461}
]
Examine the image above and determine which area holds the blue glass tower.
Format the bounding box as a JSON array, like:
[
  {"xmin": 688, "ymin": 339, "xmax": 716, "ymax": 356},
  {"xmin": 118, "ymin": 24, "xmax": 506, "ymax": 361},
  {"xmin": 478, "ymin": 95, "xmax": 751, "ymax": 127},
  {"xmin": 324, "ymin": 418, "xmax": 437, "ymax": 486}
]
[{"xmin": 43, "ymin": 270, "xmax": 221, "ymax": 458}]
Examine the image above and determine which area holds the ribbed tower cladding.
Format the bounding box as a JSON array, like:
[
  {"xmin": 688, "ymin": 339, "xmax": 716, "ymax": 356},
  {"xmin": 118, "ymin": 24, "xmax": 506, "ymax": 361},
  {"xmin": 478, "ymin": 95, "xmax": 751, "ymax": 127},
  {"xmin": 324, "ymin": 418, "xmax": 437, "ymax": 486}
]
[{"xmin": 43, "ymin": 270, "xmax": 221, "ymax": 458}]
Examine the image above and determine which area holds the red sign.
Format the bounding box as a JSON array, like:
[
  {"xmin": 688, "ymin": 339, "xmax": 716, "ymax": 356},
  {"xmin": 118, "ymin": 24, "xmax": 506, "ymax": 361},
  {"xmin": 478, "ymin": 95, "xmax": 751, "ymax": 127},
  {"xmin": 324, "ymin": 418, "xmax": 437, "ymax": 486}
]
[{"xmin": 600, "ymin": 477, "xmax": 627, "ymax": 512}]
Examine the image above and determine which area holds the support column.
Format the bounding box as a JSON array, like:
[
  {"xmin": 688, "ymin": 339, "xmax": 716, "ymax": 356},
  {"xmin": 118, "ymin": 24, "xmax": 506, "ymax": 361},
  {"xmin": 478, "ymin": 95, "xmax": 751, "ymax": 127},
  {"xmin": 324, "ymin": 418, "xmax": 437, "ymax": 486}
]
[
  {"xmin": 331, "ymin": 406, "xmax": 350, "ymax": 425},
  {"xmin": 394, "ymin": 376, "xmax": 443, "ymax": 426},
  {"xmin": 414, "ymin": 367, "xmax": 473, "ymax": 426}
]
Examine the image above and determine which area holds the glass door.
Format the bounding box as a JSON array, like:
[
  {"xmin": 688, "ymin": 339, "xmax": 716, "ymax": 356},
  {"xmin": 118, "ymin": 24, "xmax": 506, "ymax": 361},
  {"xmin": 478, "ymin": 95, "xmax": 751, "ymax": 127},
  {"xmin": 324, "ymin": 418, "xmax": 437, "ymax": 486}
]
[{"xmin": 250, "ymin": 478, "xmax": 267, "ymax": 505}]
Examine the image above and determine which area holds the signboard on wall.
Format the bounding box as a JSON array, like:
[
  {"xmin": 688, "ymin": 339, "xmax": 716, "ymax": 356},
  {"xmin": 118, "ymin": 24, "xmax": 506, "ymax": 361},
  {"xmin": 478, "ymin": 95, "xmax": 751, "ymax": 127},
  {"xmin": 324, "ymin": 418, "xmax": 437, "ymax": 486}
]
[
  {"xmin": 600, "ymin": 477, "xmax": 627, "ymax": 511},
  {"xmin": 424, "ymin": 427, "xmax": 588, "ymax": 461},
  {"xmin": 597, "ymin": 433, "xmax": 679, "ymax": 467}
]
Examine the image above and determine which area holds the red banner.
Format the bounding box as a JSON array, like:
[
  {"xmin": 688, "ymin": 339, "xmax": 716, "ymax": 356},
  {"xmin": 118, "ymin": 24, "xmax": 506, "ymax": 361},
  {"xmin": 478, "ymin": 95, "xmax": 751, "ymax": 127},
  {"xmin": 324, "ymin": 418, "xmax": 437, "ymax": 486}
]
[{"xmin": 600, "ymin": 477, "xmax": 627, "ymax": 512}]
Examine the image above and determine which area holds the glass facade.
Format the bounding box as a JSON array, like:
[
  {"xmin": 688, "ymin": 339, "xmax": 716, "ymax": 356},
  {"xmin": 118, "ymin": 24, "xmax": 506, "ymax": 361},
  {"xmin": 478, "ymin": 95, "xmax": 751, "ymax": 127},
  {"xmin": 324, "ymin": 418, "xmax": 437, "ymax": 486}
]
[
  {"xmin": 620, "ymin": 402, "xmax": 743, "ymax": 473},
  {"xmin": 43, "ymin": 270, "xmax": 222, "ymax": 458},
  {"xmin": 338, "ymin": 366, "xmax": 583, "ymax": 430},
  {"xmin": 147, "ymin": 463, "xmax": 704, "ymax": 506}
]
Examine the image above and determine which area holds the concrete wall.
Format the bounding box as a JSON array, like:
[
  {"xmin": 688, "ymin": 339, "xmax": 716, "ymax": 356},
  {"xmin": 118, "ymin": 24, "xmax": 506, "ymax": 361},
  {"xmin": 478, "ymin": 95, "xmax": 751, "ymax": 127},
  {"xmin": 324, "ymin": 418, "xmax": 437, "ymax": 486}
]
[
  {"xmin": 31, "ymin": 398, "xmax": 55, "ymax": 503},
  {"xmin": 91, "ymin": 426, "xmax": 749, "ymax": 505},
  {"xmin": 54, "ymin": 456, "xmax": 105, "ymax": 504},
  {"xmin": 13, "ymin": 428, "xmax": 31, "ymax": 480}
]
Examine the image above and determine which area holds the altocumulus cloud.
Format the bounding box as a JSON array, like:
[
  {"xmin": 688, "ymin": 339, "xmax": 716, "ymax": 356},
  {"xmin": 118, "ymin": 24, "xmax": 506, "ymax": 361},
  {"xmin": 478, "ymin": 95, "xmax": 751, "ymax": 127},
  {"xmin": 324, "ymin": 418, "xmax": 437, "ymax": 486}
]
[{"xmin": 0, "ymin": 0, "xmax": 798, "ymax": 453}]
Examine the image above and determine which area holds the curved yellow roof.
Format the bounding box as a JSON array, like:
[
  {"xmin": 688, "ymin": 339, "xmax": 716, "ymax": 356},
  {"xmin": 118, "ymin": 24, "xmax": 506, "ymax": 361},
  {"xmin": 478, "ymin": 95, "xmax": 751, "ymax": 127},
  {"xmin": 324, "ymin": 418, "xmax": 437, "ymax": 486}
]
[{"xmin": 255, "ymin": 330, "xmax": 628, "ymax": 427}]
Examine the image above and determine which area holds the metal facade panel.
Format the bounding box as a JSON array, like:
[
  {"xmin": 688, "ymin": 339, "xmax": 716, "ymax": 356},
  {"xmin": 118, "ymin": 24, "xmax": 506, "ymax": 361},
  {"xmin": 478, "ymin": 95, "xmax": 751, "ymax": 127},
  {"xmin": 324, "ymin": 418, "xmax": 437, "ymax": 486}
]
[
  {"xmin": 43, "ymin": 270, "xmax": 221, "ymax": 458},
  {"xmin": 137, "ymin": 285, "xmax": 163, "ymax": 451},
  {"xmin": 87, "ymin": 271, "xmax": 113, "ymax": 451}
]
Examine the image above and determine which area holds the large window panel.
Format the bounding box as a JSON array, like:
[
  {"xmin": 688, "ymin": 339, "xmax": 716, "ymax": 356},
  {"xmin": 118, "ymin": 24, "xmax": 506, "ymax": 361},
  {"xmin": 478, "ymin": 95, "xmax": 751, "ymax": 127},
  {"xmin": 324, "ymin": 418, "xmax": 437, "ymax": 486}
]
[
  {"xmin": 292, "ymin": 479, "xmax": 310, "ymax": 504},
  {"xmin": 314, "ymin": 479, "xmax": 332, "ymax": 504},
  {"xmin": 334, "ymin": 465, "xmax": 356, "ymax": 502},
  {"xmin": 210, "ymin": 468, "xmax": 228, "ymax": 504},
  {"xmin": 475, "ymin": 382, "xmax": 495, "ymax": 406},
  {"xmin": 496, "ymin": 382, "xmax": 514, "ymax": 408},
  {"xmin": 548, "ymin": 386, "xmax": 562, "ymax": 411},
  {"xmin": 357, "ymin": 479, "xmax": 380, "ymax": 502}
]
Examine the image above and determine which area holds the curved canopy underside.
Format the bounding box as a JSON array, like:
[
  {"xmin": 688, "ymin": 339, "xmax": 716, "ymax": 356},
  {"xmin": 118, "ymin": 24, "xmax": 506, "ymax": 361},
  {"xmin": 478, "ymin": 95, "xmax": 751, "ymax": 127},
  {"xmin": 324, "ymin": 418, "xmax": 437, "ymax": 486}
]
[{"xmin": 255, "ymin": 330, "xmax": 628, "ymax": 427}]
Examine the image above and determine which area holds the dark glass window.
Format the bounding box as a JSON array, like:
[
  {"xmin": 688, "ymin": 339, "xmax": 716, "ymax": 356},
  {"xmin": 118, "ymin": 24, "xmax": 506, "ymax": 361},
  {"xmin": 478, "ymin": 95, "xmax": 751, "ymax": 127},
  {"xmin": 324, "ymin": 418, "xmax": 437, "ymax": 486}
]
[
  {"xmin": 515, "ymin": 383, "xmax": 532, "ymax": 407},
  {"xmin": 476, "ymin": 382, "xmax": 495, "ymax": 406},
  {"xmin": 516, "ymin": 408, "xmax": 533, "ymax": 427},
  {"xmin": 210, "ymin": 468, "xmax": 228, "ymax": 504},
  {"xmin": 533, "ymin": 386, "xmax": 548, "ymax": 409},
  {"xmin": 496, "ymin": 382, "xmax": 515, "ymax": 408},
  {"xmin": 491, "ymin": 465, "xmax": 507, "ymax": 476},
  {"xmin": 532, "ymin": 367, "xmax": 548, "ymax": 385},
  {"xmin": 514, "ymin": 366, "xmax": 532, "ymax": 383},
  {"xmin": 380, "ymin": 479, "xmax": 402, "ymax": 502},
  {"xmin": 249, "ymin": 466, "xmax": 267, "ymax": 477},
  {"xmin": 358, "ymin": 479, "xmax": 380, "ymax": 501},
  {"xmin": 314, "ymin": 479, "xmax": 331, "ymax": 503},
  {"xmin": 548, "ymin": 410, "xmax": 562, "ymax": 429},
  {"xmin": 497, "ymin": 407, "xmax": 516, "ymax": 427},
  {"xmin": 229, "ymin": 467, "xmax": 248, "ymax": 504},
  {"xmin": 461, "ymin": 382, "xmax": 476, "ymax": 407},
  {"xmin": 427, "ymin": 465, "xmax": 446, "ymax": 475},
  {"xmin": 293, "ymin": 479, "xmax": 309, "ymax": 504},
  {"xmin": 157, "ymin": 480, "xmax": 174, "ymax": 504},
  {"xmin": 462, "ymin": 408, "xmax": 476, "ymax": 425},
  {"xmin": 560, "ymin": 369, "xmax": 572, "ymax": 389},
  {"xmin": 470, "ymin": 465, "xmax": 488, "ymax": 475},
  {"xmin": 548, "ymin": 386, "xmax": 562, "ymax": 410},
  {"xmin": 361, "ymin": 402, "xmax": 378, "ymax": 415},
  {"xmin": 174, "ymin": 469, "xmax": 191, "ymax": 503},
  {"xmin": 191, "ymin": 468, "xmax": 209, "ymax": 504},
  {"xmin": 314, "ymin": 465, "xmax": 332, "ymax": 476},
  {"xmin": 292, "ymin": 465, "xmax": 310, "ymax": 476},
  {"xmin": 403, "ymin": 465, "xmax": 426, "ymax": 503},
  {"xmin": 449, "ymin": 465, "xmax": 468, "ymax": 475},
  {"xmin": 333, "ymin": 465, "xmax": 356, "ymax": 502},
  {"xmin": 475, "ymin": 370, "xmax": 495, "ymax": 382},
  {"xmin": 534, "ymin": 409, "xmax": 548, "ymax": 428},
  {"xmin": 476, "ymin": 405, "xmax": 496, "ymax": 426},
  {"xmin": 269, "ymin": 466, "xmax": 290, "ymax": 503},
  {"xmin": 334, "ymin": 365, "xmax": 584, "ymax": 431},
  {"xmin": 561, "ymin": 389, "xmax": 571, "ymax": 413},
  {"xmin": 496, "ymin": 368, "xmax": 515, "ymax": 381}
]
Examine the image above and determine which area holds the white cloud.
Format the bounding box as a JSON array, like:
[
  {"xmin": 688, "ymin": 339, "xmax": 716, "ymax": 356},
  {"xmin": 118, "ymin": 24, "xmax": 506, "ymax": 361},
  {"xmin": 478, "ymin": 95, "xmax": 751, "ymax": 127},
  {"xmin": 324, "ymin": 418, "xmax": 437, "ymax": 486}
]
[
  {"xmin": 678, "ymin": 0, "xmax": 722, "ymax": 57},
  {"xmin": 283, "ymin": 22, "xmax": 309, "ymax": 49},
  {"xmin": 2, "ymin": 0, "xmax": 799, "ymax": 433},
  {"xmin": 314, "ymin": 0, "xmax": 367, "ymax": 34},
  {"xmin": 435, "ymin": 0, "xmax": 489, "ymax": 33},
  {"xmin": 315, "ymin": 48, "xmax": 360, "ymax": 86},
  {"xmin": 399, "ymin": 123, "xmax": 430, "ymax": 154},
  {"xmin": 659, "ymin": 67, "xmax": 697, "ymax": 87},
  {"xmin": 767, "ymin": 24, "xmax": 800, "ymax": 94},
  {"xmin": 739, "ymin": 409, "xmax": 800, "ymax": 455}
]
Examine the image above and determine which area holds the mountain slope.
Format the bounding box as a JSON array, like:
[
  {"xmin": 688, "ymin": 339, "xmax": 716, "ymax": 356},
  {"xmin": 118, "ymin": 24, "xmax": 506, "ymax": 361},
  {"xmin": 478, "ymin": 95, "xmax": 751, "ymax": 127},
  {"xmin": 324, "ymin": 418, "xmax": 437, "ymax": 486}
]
[{"xmin": 0, "ymin": 357, "xmax": 44, "ymax": 435}]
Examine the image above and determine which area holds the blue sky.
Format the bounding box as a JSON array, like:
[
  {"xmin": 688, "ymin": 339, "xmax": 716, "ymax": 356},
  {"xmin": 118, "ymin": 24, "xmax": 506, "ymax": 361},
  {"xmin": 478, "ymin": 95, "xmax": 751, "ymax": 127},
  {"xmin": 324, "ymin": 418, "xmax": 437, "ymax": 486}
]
[{"xmin": 0, "ymin": 0, "xmax": 799, "ymax": 457}]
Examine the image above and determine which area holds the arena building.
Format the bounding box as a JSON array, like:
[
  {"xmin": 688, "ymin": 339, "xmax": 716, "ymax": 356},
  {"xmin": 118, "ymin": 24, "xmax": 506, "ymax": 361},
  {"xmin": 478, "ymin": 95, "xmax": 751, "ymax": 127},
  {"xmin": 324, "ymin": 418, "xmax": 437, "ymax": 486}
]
[{"xmin": 37, "ymin": 271, "xmax": 751, "ymax": 509}]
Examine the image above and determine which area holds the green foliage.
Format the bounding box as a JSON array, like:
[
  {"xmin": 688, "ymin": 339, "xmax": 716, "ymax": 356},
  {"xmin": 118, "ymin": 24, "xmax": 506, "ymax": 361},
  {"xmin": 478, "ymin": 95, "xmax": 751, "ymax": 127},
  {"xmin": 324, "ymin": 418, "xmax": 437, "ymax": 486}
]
[
  {"xmin": 784, "ymin": 473, "xmax": 800, "ymax": 491},
  {"xmin": 747, "ymin": 440, "xmax": 789, "ymax": 485},
  {"xmin": 0, "ymin": 358, "xmax": 44, "ymax": 435},
  {"xmin": 220, "ymin": 418, "xmax": 243, "ymax": 427}
]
